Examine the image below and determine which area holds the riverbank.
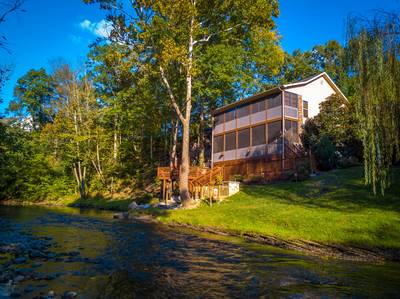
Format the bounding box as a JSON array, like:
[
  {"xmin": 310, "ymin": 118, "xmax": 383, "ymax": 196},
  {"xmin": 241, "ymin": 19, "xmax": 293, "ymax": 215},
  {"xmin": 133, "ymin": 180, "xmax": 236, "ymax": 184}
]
[
  {"xmin": 2, "ymin": 166, "xmax": 400, "ymax": 262},
  {"xmin": 132, "ymin": 166, "xmax": 400, "ymax": 261}
]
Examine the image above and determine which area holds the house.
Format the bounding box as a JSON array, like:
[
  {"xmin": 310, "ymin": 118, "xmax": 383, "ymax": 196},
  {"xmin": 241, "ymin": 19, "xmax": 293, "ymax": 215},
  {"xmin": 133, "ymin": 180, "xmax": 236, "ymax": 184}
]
[{"xmin": 211, "ymin": 72, "xmax": 348, "ymax": 180}]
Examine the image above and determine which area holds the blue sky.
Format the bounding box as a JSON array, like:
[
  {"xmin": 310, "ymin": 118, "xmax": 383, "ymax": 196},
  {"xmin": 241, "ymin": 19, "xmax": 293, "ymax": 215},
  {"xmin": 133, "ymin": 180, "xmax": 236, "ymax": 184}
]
[{"xmin": 0, "ymin": 0, "xmax": 399, "ymax": 113}]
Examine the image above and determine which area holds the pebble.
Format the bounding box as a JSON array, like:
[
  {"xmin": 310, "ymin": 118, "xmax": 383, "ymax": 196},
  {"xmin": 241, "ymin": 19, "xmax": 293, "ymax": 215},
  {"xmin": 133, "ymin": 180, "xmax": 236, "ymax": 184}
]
[
  {"xmin": 62, "ymin": 291, "xmax": 78, "ymax": 299},
  {"xmin": 24, "ymin": 285, "xmax": 35, "ymax": 293},
  {"xmin": 14, "ymin": 275, "xmax": 25, "ymax": 282},
  {"xmin": 14, "ymin": 257, "xmax": 27, "ymax": 264}
]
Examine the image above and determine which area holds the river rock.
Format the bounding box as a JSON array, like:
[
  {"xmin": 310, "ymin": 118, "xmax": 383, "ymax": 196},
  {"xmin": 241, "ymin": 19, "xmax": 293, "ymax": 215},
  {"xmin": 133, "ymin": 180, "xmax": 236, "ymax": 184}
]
[
  {"xmin": 113, "ymin": 212, "xmax": 129, "ymax": 220},
  {"xmin": 14, "ymin": 275, "xmax": 25, "ymax": 282},
  {"xmin": 14, "ymin": 257, "xmax": 27, "ymax": 264},
  {"xmin": 128, "ymin": 201, "xmax": 138, "ymax": 210},
  {"xmin": 139, "ymin": 204, "xmax": 151, "ymax": 209},
  {"xmin": 31, "ymin": 262, "xmax": 42, "ymax": 268},
  {"xmin": 62, "ymin": 291, "xmax": 77, "ymax": 299},
  {"xmin": 24, "ymin": 285, "xmax": 35, "ymax": 293}
]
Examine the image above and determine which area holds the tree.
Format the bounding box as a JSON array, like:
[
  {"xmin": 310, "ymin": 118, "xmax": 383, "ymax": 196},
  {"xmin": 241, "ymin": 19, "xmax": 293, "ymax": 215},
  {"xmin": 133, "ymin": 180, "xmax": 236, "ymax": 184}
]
[
  {"xmin": 9, "ymin": 68, "xmax": 56, "ymax": 130},
  {"xmin": 301, "ymin": 95, "xmax": 361, "ymax": 170},
  {"xmin": 347, "ymin": 12, "xmax": 400, "ymax": 195},
  {"xmin": 84, "ymin": 0, "xmax": 284, "ymax": 206}
]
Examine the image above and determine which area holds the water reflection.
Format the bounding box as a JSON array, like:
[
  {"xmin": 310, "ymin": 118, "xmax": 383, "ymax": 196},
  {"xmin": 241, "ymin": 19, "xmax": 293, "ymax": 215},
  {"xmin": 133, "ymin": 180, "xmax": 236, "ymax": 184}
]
[{"xmin": 0, "ymin": 206, "xmax": 400, "ymax": 298}]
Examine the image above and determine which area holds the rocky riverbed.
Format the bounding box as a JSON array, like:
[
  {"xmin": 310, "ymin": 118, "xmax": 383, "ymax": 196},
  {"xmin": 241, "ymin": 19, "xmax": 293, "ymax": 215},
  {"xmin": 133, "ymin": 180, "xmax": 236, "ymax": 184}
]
[{"xmin": 1, "ymin": 205, "xmax": 400, "ymax": 298}]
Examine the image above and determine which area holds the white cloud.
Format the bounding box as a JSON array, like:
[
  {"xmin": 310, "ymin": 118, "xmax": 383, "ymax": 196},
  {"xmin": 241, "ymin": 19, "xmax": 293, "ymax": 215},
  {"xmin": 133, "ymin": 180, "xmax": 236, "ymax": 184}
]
[{"xmin": 79, "ymin": 19, "xmax": 112, "ymax": 38}]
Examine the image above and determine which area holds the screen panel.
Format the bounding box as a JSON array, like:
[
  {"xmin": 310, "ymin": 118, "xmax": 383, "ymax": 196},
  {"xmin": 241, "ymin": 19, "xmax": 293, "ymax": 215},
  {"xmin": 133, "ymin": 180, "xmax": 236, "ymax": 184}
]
[
  {"xmin": 213, "ymin": 135, "xmax": 224, "ymax": 153},
  {"xmin": 238, "ymin": 128, "xmax": 250, "ymax": 149},
  {"xmin": 268, "ymin": 121, "xmax": 282, "ymax": 143},
  {"xmin": 252, "ymin": 124, "xmax": 266, "ymax": 146},
  {"xmin": 237, "ymin": 105, "xmax": 250, "ymax": 118},
  {"xmin": 267, "ymin": 93, "xmax": 282, "ymax": 109},
  {"xmin": 284, "ymin": 92, "xmax": 298, "ymax": 108},
  {"xmin": 251, "ymin": 100, "xmax": 266, "ymax": 114},
  {"xmin": 225, "ymin": 109, "xmax": 235, "ymax": 122},
  {"xmin": 225, "ymin": 131, "xmax": 236, "ymax": 151},
  {"xmin": 214, "ymin": 114, "xmax": 224, "ymax": 126}
]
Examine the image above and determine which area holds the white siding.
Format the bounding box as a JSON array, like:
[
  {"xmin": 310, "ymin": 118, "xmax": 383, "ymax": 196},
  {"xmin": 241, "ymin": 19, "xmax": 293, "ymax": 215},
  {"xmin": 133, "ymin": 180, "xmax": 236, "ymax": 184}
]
[{"xmin": 284, "ymin": 77, "xmax": 336, "ymax": 119}]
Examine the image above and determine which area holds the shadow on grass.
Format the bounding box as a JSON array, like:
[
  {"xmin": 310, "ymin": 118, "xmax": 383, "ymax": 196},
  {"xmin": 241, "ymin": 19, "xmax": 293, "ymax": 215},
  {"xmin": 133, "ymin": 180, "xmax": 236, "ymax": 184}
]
[{"xmin": 242, "ymin": 166, "xmax": 400, "ymax": 213}]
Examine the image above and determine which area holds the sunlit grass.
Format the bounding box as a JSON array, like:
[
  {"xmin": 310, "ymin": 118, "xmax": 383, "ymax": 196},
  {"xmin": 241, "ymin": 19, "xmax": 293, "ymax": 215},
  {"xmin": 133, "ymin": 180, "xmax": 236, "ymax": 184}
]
[{"xmin": 156, "ymin": 167, "xmax": 400, "ymax": 249}]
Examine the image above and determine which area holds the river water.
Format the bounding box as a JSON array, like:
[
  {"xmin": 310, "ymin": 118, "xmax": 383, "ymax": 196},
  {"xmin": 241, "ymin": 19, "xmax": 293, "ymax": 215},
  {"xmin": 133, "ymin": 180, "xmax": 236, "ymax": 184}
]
[{"xmin": 0, "ymin": 206, "xmax": 399, "ymax": 299}]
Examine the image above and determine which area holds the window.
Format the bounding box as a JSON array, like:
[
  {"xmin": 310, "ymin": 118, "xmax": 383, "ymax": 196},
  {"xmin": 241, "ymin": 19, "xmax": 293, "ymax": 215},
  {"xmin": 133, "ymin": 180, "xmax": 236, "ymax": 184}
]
[
  {"xmin": 238, "ymin": 128, "xmax": 250, "ymax": 149},
  {"xmin": 267, "ymin": 93, "xmax": 282, "ymax": 109},
  {"xmin": 225, "ymin": 109, "xmax": 235, "ymax": 122},
  {"xmin": 237, "ymin": 105, "xmax": 250, "ymax": 118},
  {"xmin": 252, "ymin": 124, "xmax": 266, "ymax": 146},
  {"xmin": 284, "ymin": 92, "xmax": 298, "ymax": 108},
  {"xmin": 213, "ymin": 135, "xmax": 224, "ymax": 153},
  {"xmin": 225, "ymin": 132, "xmax": 236, "ymax": 151},
  {"xmin": 285, "ymin": 119, "xmax": 298, "ymax": 142},
  {"xmin": 214, "ymin": 114, "xmax": 224, "ymax": 126},
  {"xmin": 251, "ymin": 100, "xmax": 266, "ymax": 114},
  {"xmin": 285, "ymin": 119, "xmax": 298, "ymax": 134},
  {"xmin": 268, "ymin": 121, "xmax": 282, "ymax": 143},
  {"xmin": 303, "ymin": 100, "xmax": 309, "ymax": 118}
]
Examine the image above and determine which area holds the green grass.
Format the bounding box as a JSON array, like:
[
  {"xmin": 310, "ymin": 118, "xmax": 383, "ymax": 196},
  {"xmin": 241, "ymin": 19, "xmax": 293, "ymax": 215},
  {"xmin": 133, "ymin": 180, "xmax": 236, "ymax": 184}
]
[{"xmin": 155, "ymin": 166, "xmax": 400, "ymax": 250}]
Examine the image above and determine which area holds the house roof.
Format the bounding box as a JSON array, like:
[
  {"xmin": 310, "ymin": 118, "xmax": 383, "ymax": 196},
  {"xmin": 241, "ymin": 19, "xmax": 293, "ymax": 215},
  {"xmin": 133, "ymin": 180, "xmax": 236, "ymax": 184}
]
[
  {"xmin": 212, "ymin": 72, "xmax": 347, "ymax": 116},
  {"xmin": 282, "ymin": 72, "xmax": 348, "ymax": 102}
]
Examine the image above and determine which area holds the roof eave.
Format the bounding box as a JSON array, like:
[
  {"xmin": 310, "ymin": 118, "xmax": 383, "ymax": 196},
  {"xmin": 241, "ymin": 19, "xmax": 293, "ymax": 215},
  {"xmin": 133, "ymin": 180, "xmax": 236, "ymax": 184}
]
[{"xmin": 211, "ymin": 86, "xmax": 283, "ymax": 116}]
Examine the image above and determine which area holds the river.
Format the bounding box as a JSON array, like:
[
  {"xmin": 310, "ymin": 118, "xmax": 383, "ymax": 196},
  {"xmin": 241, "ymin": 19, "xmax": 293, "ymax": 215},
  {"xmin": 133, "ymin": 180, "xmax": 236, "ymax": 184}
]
[{"xmin": 0, "ymin": 206, "xmax": 399, "ymax": 298}]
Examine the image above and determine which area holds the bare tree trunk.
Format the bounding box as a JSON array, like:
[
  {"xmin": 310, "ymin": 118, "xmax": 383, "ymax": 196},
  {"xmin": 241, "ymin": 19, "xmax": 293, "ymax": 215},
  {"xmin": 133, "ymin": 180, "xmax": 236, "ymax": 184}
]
[
  {"xmin": 179, "ymin": 15, "xmax": 195, "ymax": 206},
  {"xmin": 198, "ymin": 102, "xmax": 205, "ymax": 167},
  {"xmin": 170, "ymin": 119, "xmax": 179, "ymax": 169}
]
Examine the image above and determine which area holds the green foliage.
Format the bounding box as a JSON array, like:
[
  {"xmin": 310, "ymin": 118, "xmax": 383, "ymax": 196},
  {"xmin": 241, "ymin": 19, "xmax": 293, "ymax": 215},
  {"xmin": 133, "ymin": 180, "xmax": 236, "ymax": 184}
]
[
  {"xmin": 301, "ymin": 95, "xmax": 362, "ymax": 170},
  {"xmin": 229, "ymin": 174, "xmax": 244, "ymax": 182},
  {"xmin": 9, "ymin": 68, "xmax": 55, "ymax": 130},
  {"xmin": 244, "ymin": 175, "xmax": 265, "ymax": 185},
  {"xmin": 347, "ymin": 12, "xmax": 400, "ymax": 195},
  {"xmin": 0, "ymin": 123, "xmax": 74, "ymax": 200},
  {"xmin": 314, "ymin": 135, "xmax": 338, "ymax": 170}
]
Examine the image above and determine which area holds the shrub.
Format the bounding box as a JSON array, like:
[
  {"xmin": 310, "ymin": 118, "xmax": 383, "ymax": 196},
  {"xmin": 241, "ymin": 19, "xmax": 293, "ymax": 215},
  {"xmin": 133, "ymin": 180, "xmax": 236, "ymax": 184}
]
[
  {"xmin": 295, "ymin": 160, "xmax": 311, "ymax": 181},
  {"xmin": 230, "ymin": 174, "xmax": 244, "ymax": 182},
  {"xmin": 244, "ymin": 175, "xmax": 265, "ymax": 185}
]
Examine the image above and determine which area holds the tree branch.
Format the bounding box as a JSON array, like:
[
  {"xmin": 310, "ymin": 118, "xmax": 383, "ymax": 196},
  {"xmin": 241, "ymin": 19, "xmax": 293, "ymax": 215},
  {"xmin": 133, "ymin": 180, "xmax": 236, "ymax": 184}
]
[
  {"xmin": 0, "ymin": 0, "xmax": 24, "ymax": 24},
  {"xmin": 159, "ymin": 65, "xmax": 185, "ymax": 123},
  {"xmin": 193, "ymin": 23, "xmax": 244, "ymax": 46}
]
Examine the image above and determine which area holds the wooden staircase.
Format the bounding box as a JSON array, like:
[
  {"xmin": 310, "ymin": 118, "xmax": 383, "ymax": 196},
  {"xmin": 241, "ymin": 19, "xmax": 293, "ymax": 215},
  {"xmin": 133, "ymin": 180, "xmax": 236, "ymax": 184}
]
[{"xmin": 157, "ymin": 165, "xmax": 224, "ymax": 199}]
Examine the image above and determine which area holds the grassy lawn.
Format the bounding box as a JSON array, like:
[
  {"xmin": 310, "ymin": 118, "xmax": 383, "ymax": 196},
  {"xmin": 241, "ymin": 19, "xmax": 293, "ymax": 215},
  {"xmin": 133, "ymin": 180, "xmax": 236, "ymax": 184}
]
[{"xmin": 154, "ymin": 166, "xmax": 400, "ymax": 250}]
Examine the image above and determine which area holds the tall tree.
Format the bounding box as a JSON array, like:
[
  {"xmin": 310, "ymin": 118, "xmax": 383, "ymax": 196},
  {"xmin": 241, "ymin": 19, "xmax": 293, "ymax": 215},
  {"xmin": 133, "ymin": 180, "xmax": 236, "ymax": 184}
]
[
  {"xmin": 84, "ymin": 0, "xmax": 284, "ymax": 206},
  {"xmin": 9, "ymin": 68, "xmax": 55, "ymax": 130},
  {"xmin": 347, "ymin": 12, "xmax": 400, "ymax": 195}
]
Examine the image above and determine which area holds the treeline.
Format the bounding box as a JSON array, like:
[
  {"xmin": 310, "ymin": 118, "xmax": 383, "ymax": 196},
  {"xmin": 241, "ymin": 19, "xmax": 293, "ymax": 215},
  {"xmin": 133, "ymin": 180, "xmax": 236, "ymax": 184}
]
[{"xmin": 0, "ymin": 2, "xmax": 399, "ymax": 201}]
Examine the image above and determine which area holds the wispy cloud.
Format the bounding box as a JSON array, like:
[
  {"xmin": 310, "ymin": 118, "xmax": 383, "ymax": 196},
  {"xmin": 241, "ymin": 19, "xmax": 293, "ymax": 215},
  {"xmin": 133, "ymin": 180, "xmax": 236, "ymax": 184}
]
[{"xmin": 79, "ymin": 19, "xmax": 112, "ymax": 38}]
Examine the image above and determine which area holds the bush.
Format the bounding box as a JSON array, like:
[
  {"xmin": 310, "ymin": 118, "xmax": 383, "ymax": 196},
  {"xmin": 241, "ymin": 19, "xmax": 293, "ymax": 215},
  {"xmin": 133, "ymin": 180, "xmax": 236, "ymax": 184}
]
[
  {"xmin": 244, "ymin": 175, "xmax": 265, "ymax": 185},
  {"xmin": 295, "ymin": 160, "xmax": 311, "ymax": 181},
  {"xmin": 315, "ymin": 135, "xmax": 339, "ymax": 170},
  {"xmin": 230, "ymin": 174, "xmax": 244, "ymax": 182}
]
